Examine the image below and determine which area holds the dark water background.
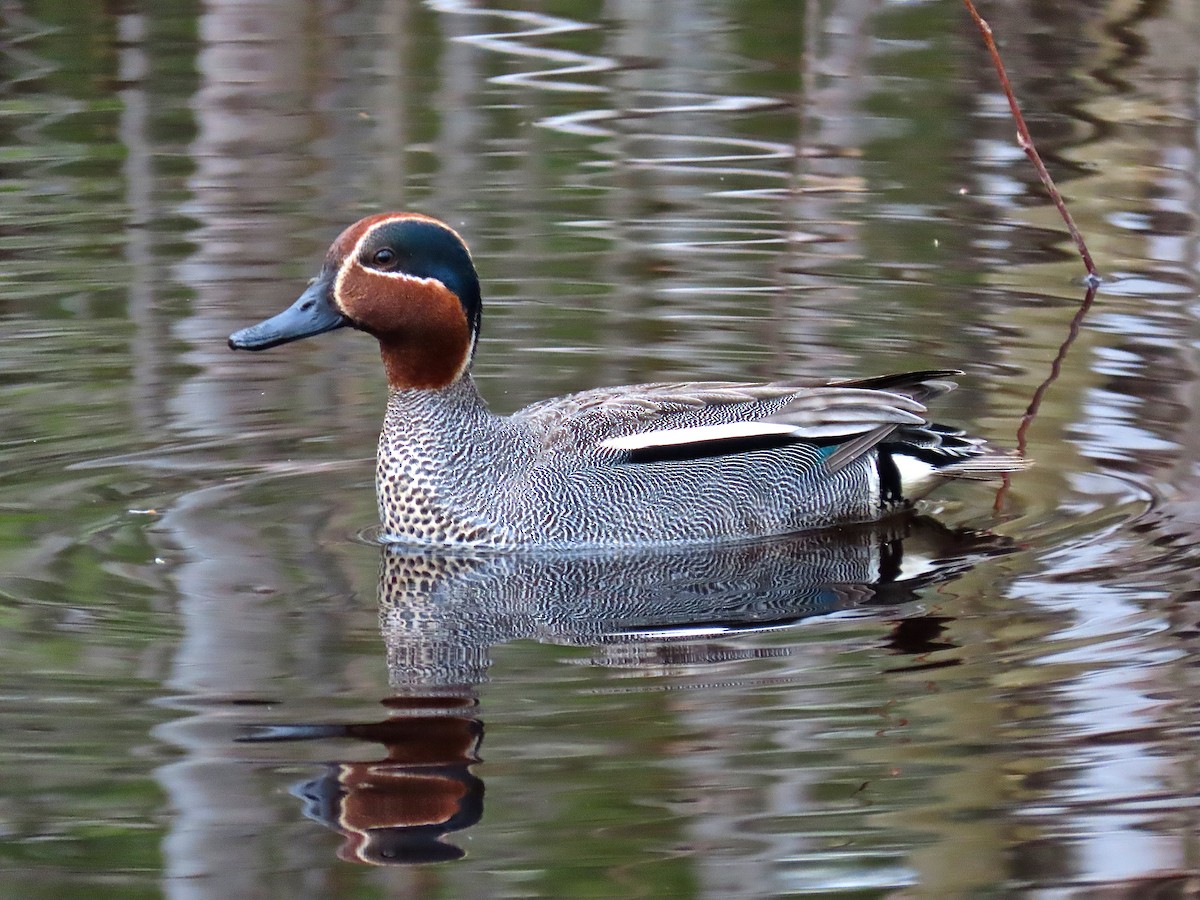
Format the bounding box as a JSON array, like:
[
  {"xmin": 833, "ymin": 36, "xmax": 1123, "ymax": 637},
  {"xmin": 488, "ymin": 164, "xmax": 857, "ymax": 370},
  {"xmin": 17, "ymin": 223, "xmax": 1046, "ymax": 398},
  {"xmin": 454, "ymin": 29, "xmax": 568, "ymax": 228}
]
[{"xmin": 3, "ymin": 0, "xmax": 1200, "ymax": 896}]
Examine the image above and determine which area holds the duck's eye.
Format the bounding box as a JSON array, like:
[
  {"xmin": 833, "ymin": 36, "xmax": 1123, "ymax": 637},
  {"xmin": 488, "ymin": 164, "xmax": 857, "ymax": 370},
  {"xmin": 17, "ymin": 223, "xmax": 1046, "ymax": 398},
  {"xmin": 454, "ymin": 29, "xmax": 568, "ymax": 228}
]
[{"xmin": 372, "ymin": 248, "xmax": 397, "ymax": 268}]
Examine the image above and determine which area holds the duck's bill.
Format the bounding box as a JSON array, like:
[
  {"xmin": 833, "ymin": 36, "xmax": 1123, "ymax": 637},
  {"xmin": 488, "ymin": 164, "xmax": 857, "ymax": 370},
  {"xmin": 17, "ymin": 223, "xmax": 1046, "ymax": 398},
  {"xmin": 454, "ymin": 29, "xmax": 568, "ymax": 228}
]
[{"xmin": 228, "ymin": 278, "xmax": 349, "ymax": 351}]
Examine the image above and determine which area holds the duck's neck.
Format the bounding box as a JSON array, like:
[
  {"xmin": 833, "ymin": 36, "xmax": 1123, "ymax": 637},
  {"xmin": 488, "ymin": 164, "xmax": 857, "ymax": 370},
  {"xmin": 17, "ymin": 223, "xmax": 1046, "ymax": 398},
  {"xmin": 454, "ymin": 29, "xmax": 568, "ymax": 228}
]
[
  {"xmin": 382, "ymin": 374, "xmax": 493, "ymax": 439},
  {"xmin": 376, "ymin": 375, "xmax": 529, "ymax": 545}
]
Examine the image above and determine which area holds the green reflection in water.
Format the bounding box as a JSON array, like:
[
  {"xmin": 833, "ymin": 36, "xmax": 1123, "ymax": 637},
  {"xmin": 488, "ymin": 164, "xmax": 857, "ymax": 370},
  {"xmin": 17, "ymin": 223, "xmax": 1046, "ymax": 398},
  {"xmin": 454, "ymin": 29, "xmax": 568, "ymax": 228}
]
[{"xmin": 0, "ymin": 0, "xmax": 1191, "ymax": 897}]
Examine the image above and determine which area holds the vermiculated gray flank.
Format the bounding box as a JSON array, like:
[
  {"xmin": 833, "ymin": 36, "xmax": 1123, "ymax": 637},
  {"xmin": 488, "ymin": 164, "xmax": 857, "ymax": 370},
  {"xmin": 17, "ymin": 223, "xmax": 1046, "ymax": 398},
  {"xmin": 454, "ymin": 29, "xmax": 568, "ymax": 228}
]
[{"xmin": 376, "ymin": 372, "xmax": 1014, "ymax": 549}]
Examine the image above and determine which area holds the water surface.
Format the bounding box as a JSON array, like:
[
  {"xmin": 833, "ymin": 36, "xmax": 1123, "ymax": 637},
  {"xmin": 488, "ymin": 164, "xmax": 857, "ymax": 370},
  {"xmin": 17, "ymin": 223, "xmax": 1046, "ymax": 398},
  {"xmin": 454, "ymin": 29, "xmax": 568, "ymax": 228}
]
[{"xmin": 2, "ymin": 0, "xmax": 1199, "ymax": 896}]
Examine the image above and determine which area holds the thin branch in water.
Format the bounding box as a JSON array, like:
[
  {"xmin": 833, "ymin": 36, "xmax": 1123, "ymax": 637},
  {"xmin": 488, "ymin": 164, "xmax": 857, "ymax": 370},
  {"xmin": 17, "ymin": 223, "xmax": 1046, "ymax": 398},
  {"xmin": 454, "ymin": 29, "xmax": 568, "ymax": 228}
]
[
  {"xmin": 994, "ymin": 281, "xmax": 1098, "ymax": 511},
  {"xmin": 1014, "ymin": 284, "xmax": 1098, "ymax": 454},
  {"xmin": 962, "ymin": 0, "xmax": 1099, "ymax": 283}
]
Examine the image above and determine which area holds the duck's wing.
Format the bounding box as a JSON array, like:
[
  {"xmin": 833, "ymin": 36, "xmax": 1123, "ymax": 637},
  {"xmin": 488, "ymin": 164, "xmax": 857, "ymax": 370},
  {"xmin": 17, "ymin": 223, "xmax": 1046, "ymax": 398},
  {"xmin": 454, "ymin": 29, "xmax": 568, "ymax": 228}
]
[
  {"xmin": 808, "ymin": 370, "xmax": 961, "ymax": 471},
  {"xmin": 514, "ymin": 381, "xmax": 799, "ymax": 431},
  {"xmin": 513, "ymin": 370, "xmax": 963, "ymax": 470}
]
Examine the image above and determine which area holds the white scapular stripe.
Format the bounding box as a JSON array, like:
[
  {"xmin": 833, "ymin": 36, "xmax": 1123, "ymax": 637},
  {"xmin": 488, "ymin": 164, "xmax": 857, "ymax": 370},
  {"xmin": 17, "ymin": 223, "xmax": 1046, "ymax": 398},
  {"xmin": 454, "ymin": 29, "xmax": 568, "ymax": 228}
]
[{"xmin": 600, "ymin": 421, "xmax": 799, "ymax": 452}]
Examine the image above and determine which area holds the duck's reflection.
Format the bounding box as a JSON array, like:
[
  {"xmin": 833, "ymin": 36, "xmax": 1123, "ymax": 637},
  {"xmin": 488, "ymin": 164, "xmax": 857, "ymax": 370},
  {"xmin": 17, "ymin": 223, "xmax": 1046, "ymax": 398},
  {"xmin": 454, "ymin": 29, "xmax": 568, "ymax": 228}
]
[
  {"xmin": 242, "ymin": 695, "xmax": 483, "ymax": 864},
  {"xmin": 379, "ymin": 514, "xmax": 1008, "ymax": 687},
  {"xmin": 242, "ymin": 514, "xmax": 1009, "ymax": 864}
]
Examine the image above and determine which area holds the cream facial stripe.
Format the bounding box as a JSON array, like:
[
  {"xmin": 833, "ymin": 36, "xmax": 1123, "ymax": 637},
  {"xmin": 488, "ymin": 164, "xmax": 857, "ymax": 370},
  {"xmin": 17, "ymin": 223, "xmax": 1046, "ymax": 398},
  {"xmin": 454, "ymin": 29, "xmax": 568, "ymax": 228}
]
[
  {"xmin": 333, "ymin": 214, "xmax": 463, "ymax": 308},
  {"xmin": 332, "ymin": 215, "xmax": 478, "ymax": 385},
  {"xmin": 346, "ymin": 213, "xmax": 470, "ymax": 269}
]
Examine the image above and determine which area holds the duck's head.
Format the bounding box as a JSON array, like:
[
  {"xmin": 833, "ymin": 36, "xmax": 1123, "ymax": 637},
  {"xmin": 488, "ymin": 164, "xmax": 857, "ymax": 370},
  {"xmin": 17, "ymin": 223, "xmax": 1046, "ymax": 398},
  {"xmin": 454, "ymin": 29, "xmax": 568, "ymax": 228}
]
[{"xmin": 228, "ymin": 213, "xmax": 482, "ymax": 390}]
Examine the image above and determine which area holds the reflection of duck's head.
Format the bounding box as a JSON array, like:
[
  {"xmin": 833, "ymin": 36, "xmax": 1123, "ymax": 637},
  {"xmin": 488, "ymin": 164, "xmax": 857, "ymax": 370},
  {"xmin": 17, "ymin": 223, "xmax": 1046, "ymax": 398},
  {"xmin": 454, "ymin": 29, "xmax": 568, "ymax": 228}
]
[
  {"xmin": 379, "ymin": 514, "xmax": 1013, "ymax": 688},
  {"xmin": 247, "ymin": 701, "xmax": 485, "ymax": 865}
]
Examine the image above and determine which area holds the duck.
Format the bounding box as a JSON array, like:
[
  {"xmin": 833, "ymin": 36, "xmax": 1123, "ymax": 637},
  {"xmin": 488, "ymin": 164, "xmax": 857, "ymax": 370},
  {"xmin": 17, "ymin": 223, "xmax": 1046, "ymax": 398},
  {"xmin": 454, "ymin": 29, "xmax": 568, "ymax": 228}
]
[{"xmin": 228, "ymin": 212, "xmax": 1025, "ymax": 550}]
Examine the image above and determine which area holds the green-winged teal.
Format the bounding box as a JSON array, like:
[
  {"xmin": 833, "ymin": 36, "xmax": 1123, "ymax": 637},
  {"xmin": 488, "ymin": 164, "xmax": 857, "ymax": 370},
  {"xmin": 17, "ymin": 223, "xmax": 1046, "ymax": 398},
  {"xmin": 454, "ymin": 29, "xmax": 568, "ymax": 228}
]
[{"xmin": 228, "ymin": 213, "xmax": 1025, "ymax": 549}]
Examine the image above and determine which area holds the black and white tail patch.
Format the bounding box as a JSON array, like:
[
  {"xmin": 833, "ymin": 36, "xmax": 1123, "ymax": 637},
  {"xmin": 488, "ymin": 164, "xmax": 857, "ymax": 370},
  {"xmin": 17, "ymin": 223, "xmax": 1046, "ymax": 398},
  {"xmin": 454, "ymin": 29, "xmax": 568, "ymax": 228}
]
[
  {"xmin": 878, "ymin": 449, "xmax": 945, "ymax": 509},
  {"xmin": 877, "ymin": 444, "xmax": 1028, "ymax": 511},
  {"xmin": 877, "ymin": 448, "xmax": 904, "ymax": 508}
]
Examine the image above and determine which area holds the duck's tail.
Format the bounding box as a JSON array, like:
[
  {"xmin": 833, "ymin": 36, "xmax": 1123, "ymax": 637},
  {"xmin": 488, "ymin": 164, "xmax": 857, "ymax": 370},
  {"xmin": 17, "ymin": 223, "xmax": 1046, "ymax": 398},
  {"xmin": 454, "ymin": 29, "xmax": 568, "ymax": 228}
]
[{"xmin": 879, "ymin": 424, "xmax": 1029, "ymax": 504}]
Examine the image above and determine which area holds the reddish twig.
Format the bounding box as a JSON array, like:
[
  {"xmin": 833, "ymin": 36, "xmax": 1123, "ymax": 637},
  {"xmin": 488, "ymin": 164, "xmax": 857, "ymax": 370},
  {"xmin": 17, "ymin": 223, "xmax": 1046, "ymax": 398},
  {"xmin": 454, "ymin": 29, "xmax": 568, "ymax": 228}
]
[
  {"xmin": 962, "ymin": 0, "xmax": 1099, "ymax": 283},
  {"xmin": 994, "ymin": 280, "xmax": 1098, "ymax": 511}
]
